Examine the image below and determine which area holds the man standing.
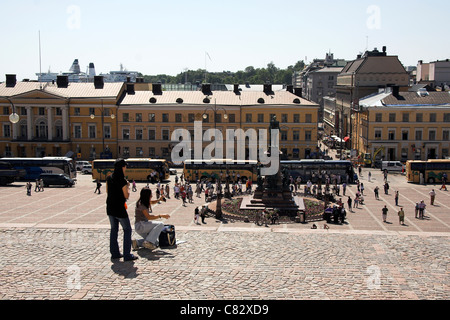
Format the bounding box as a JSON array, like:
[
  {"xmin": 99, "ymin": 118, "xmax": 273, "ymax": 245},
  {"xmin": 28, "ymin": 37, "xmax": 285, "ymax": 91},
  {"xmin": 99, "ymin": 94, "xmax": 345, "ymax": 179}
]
[
  {"xmin": 382, "ymin": 205, "xmax": 388, "ymax": 223},
  {"xmin": 418, "ymin": 200, "xmax": 426, "ymax": 219},
  {"xmin": 374, "ymin": 186, "xmax": 380, "ymax": 200},
  {"xmin": 429, "ymin": 189, "xmax": 436, "ymax": 205}
]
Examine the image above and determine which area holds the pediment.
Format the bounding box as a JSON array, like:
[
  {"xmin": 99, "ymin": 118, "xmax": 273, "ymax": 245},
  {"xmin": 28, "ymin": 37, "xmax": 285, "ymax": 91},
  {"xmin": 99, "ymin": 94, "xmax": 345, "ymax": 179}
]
[{"xmin": 11, "ymin": 89, "xmax": 67, "ymax": 101}]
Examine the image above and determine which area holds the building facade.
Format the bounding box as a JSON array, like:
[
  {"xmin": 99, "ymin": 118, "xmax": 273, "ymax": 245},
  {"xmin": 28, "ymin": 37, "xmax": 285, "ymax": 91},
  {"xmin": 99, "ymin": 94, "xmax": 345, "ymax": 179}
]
[
  {"xmin": 355, "ymin": 88, "xmax": 450, "ymax": 162},
  {"xmin": 0, "ymin": 75, "xmax": 125, "ymax": 159},
  {"xmin": 416, "ymin": 59, "xmax": 450, "ymax": 88},
  {"xmin": 118, "ymin": 83, "xmax": 319, "ymax": 160},
  {"xmin": 335, "ymin": 47, "xmax": 410, "ymax": 150},
  {"xmin": 1, "ymin": 77, "xmax": 319, "ymax": 162}
]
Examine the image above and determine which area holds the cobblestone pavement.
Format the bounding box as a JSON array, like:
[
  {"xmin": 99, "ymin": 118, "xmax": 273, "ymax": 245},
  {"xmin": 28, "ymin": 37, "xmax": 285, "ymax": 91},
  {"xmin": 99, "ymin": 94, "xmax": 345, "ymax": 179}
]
[{"xmin": 0, "ymin": 165, "xmax": 449, "ymax": 301}]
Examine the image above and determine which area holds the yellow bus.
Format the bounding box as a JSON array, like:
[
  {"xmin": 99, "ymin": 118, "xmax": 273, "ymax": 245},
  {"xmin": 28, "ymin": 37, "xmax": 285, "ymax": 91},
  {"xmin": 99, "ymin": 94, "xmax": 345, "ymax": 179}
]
[
  {"xmin": 406, "ymin": 159, "xmax": 450, "ymax": 184},
  {"xmin": 183, "ymin": 159, "xmax": 258, "ymax": 183},
  {"xmin": 92, "ymin": 158, "xmax": 170, "ymax": 182}
]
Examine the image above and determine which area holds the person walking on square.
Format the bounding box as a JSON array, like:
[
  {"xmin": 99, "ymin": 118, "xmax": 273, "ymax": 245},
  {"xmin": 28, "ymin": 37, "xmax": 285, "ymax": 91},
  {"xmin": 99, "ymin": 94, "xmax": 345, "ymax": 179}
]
[
  {"xmin": 429, "ymin": 189, "xmax": 436, "ymax": 205},
  {"xmin": 132, "ymin": 187, "xmax": 170, "ymax": 251},
  {"xmin": 418, "ymin": 200, "xmax": 426, "ymax": 219},
  {"xmin": 106, "ymin": 158, "xmax": 138, "ymax": 261},
  {"xmin": 347, "ymin": 196, "xmax": 352, "ymax": 212},
  {"xmin": 39, "ymin": 178, "xmax": 44, "ymax": 192},
  {"xmin": 398, "ymin": 207, "xmax": 405, "ymax": 225},
  {"xmin": 26, "ymin": 181, "xmax": 32, "ymax": 196},
  {"xmin": 374, "ymin": 186, "xmax": 380, "ymax": 200},
  {"xmin": 394, "ymin": 190, "xmax": 399, "ymax": 206},
  {"xmin": 368, "ymin": 171, "xmax": 372, "ymax": 182},
  {"xmin": 94, "ymin": 179, "xmax": 102, "ymax": 194},
  {"xmin": 382, "ymin": 205, "xmax": 388, "ymax": 223},
  {"xmin": 194, "ymin": 206, "xmax": 200, "ymax": 225},
  {"xmin": 34, "ymin": 179, "xmax": 40, "ymax": 192},
  {"xmin": 165, "ymin": 184, "xmax": 170, "ymax": 199}
]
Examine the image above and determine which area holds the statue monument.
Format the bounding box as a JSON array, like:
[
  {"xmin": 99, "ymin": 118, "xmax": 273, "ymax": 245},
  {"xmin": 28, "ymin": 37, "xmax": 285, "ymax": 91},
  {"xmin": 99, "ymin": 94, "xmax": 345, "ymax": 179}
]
[{"xmin": 241, "ymin": 116, "xmax": 304, "ymax": 215}]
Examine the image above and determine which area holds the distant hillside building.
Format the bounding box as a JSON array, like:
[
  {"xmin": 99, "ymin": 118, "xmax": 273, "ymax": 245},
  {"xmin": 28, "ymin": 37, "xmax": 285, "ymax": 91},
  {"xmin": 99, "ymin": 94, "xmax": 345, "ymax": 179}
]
[{"xmin": 416, "ymin": 59, "xmax": 450, "ymax": 89}]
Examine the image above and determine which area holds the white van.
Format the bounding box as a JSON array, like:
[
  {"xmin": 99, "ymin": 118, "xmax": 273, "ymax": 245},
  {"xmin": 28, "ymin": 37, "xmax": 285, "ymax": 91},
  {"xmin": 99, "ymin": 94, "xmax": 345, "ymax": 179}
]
[
  {"xmin": 76, "ymin": 161, "xmax": 90, "ymax": 171},
  {"xmin": 381, "ymin": 161, "xmax": 405, "ymax": 172}
]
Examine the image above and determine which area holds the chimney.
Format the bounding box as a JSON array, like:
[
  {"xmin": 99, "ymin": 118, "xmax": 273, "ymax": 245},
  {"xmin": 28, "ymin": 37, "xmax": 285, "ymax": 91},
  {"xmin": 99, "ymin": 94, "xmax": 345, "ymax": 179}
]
[
  {"xmin": 56, "ymin": 75, "xmax": 69, "ymax": 88},
  {"xmin": 126, "ymin": 83, "xmax": 135, "ymax": 95},
  {"xmin": 201, "ymin": 83, "xmax": 212, "ymax": 95},
  {"xmin": 392, "ymin": 85, "xmax": 400, "ymax": 97},
  {"xmin": 294, "ymin": 87, "xmax": 302, "ymax": 97},
  {"xmin": 5, "ymin": 74, "xmax": 17, "ymax": 87},
  {"xmin": 152, "ymin": 83, "xmax": 162, "ymax": 95},
  {"xmin": 286, "ymin": 85, "xmax": 294, "ymax": 93},
  {"xmin": 263, "ymin": 83, "xmax": 272, "ymax": 94},
  {"xmin": 94, "ymin": 76, "xmax": 104, "ymax": 89}
]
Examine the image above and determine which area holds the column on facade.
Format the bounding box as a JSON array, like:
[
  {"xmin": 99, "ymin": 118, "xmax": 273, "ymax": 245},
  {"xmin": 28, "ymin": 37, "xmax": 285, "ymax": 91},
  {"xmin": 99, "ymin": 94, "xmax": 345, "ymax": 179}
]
[
  {"xmin": 62, "ymin": 105, "xmax": 69, "ymax": 141},
  {"xmin": 26, "ymin": 106, "xmax": 33, "ymax": 140},
  {"xmin": 12, "ymin": 122, "xmax": 18, "ymax": 140},
  {"xmin": 47, "ymin": 106, "xmax": 53, "ymax": 141}
]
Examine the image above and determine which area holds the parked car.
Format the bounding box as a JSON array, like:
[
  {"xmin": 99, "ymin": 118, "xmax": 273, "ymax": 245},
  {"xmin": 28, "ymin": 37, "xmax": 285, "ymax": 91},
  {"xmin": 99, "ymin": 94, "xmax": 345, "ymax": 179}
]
[
  {"xmin": 39, "ymin": 173, "xmax": 75, "ymax": 187},
  {"xmin": 76, "ymin": 161, "xmax": 90, "ymax": 171},
  {"xmin": 81, "ymin": 164, "xmax": 92, "ymax": 174},
  {"xmin": 169, "ymin": 168, "xmax": 177, "ymax": 175},
  {"xmin": 381, "ymin": 161, "xmax": 405, "ymax": 172}
]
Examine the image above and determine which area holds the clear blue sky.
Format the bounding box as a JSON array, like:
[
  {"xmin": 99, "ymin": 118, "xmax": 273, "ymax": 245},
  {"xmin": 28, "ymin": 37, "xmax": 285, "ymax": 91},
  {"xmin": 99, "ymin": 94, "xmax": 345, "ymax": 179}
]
[{"xmin": 1, "ymin": 0, "xmax": 449, "ymax": 81}]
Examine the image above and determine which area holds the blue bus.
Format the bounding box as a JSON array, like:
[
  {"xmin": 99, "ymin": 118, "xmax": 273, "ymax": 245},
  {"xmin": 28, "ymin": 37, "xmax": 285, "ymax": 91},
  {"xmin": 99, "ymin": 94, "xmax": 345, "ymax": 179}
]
[
  {"xmin": 0, "ymin": 157, "xmax": 77, "ymax": 181},
  {"xmin": 281, "ymin": 160, "xmax": 355, "ymax": 183}
]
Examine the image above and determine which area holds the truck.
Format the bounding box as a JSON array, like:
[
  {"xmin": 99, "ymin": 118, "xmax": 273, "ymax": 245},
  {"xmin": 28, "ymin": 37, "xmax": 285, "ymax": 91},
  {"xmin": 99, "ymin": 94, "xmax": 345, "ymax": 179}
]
[
  {"xmin": 364, "ymin": 147, "xmax": 385, "ymax": 168},
  {"xmin": 0, "ymin": 161, "xmax": 26, "ymax": 185}
]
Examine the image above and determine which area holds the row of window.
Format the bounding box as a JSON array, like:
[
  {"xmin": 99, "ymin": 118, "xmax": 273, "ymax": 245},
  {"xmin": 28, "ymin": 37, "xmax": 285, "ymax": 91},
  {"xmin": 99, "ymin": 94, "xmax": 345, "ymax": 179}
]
[
  {"xmin": 3, "ymin": 106, "xmax": 63, "ymax": 116},
  {"xmin": 119, "ymin": 128, "xmax": 314, "ymax": 142},
  {"xmin": 121, "ymin": 112, "xmax": 314, "ymax": 124},
  {"xmin": 373, "ymin": 128, "xmax": 450, "ymax": 141},
  {"xmin": 374, "ymin": 112, "xmax": 450, "ymax": 123}
]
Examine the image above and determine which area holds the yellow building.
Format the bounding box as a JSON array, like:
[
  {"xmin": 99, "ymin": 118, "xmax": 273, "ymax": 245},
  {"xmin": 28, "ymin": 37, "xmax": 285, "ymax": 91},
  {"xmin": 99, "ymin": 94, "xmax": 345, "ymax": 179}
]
[
  {"xmin": 0, "ymin": 75, "xmax": 125, "ymax": 159},
  {"xmin": 1, "ymin": 76, "xmax": 319, "ymax": 162},
  {"xmin": 356, "ymin": 87, "xmax": 450, "ymax": 163},
  {"xmin": 118, "ymin": 83, "xmax": 319, "ymax": 160}
]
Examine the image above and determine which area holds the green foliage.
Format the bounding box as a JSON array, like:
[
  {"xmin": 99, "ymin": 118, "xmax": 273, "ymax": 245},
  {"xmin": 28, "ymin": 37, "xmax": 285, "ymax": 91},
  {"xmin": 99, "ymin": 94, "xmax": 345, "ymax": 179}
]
[{"xmin": 140, "ymin": 61, "xmax": 305, "ymax": 85}]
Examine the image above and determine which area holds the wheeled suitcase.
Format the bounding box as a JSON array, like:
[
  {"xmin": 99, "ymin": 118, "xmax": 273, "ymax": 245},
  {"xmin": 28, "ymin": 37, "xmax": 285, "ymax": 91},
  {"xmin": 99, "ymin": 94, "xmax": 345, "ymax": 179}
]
[{"xmin": 159, "ymin": 224, "xmax": 176, "ymax": 247}]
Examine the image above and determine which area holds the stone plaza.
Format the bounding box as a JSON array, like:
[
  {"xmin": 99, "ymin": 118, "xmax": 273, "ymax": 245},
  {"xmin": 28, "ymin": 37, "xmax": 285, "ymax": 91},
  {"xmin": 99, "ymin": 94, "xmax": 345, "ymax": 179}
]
[{"xmin": 0, "ymin": 163, "xmax": 448, "ymax": 301}]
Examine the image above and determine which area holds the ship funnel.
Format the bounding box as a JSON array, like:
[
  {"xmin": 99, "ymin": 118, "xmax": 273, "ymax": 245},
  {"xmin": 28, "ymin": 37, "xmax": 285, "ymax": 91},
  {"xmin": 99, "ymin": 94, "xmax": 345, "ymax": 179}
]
[{"xmin": 88, "ymin": 63, "xmax": 96, "ymax": 77}]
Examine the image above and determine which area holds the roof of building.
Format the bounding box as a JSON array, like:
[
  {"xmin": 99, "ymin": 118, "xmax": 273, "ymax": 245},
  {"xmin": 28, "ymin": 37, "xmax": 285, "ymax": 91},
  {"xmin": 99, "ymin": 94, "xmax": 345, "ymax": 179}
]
[
  {"xmin": 120, "ymin": 89, "xmax": 318, "ymax": 107},
  {"xmin": 360, "ymin": 90, "xmax": 450, "ymax": 108},
  {"xmin": 0, "ymin": 81, "xmax": 125, "ymax": 99},
  {"xmin": 313, "ymin": 67, "xmax": 344, "ymax": 73}
]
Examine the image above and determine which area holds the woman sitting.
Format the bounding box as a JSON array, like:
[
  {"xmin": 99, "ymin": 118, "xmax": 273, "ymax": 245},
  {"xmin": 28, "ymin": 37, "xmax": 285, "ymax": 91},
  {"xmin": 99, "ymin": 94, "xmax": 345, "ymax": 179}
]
[{"xmin": 132, "ymin": 187, "xmax": 169, "ymax": 251}]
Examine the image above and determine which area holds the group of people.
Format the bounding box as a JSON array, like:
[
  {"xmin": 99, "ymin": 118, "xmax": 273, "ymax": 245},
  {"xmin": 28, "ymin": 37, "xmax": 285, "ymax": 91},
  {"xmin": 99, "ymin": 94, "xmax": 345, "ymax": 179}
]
[{"xmin": 25, "ymin": 178, "xmax": 45, "ymax": 196}]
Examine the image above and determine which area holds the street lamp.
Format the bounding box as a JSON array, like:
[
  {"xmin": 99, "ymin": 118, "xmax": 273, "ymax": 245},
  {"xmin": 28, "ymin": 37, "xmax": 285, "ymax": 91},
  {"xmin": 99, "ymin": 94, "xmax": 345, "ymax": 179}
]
[
  {"xmin": 202, "ymin": 99, "xmax": 227, "ymax": 220},
  {"xmin": 1, "ymin": 97, "xmax": 20, "ymax": 124},
  {"xmin": 202, "ymin": 99, "xmax": 228, "ymax": 158}
]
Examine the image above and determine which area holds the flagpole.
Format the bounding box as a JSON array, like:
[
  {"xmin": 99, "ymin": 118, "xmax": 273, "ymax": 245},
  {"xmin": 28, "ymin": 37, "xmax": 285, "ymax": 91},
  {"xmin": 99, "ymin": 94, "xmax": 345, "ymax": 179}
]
[{"xmin": 39, "ymin": 30, "xmax": 42, "ymax": 89}]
